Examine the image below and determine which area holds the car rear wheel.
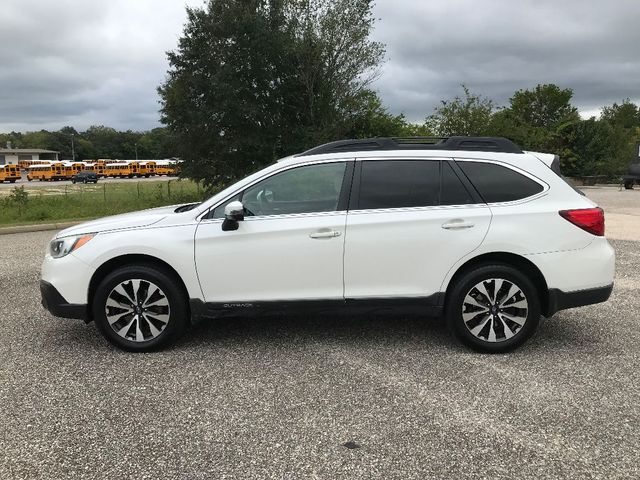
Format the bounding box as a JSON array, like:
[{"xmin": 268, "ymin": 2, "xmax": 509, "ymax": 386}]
[
  {"xmin": 93, "ymin": 264, "xmax": 189, "ymax": 351},
  {"xmin": 447, "ymin": 264, "xmax": 540, "ymax": 353}
]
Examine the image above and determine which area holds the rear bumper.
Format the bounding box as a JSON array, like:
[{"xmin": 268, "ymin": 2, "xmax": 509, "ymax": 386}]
[
  {"xmin": 40, "ymin": 280, "xmax": 87, "ymax": 320},
  {"xmin": 545, "ymin": 283, "xmax": 613, "ymax": 317}
]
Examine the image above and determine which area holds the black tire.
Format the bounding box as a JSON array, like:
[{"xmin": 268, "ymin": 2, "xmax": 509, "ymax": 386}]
[
  {"xmin": 624, "ymin": 181, "xmax": 633, "ymax": 190},
  {"xmin": 93, "ymin": 264, "xmax": 189, "ymax": 352},
  {"xmin": 446, "ymin": 263, "xmax": 540, "ymax": 353}
]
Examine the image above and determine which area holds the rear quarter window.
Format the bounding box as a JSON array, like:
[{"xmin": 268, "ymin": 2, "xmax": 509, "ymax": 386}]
[{"xmin": 457, "ymin": 161, "xmax": 544, "ymax": 203}]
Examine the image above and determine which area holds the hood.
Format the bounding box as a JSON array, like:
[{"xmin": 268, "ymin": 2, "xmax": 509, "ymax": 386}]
[{"xmin": 55, "ymin": 204, "xmax": 188, "ymax": 238}]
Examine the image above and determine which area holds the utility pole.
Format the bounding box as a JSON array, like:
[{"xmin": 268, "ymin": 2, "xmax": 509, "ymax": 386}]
[
  {"xmin": 71, "ymin": 134, "xmax": 75, "ymax": 161},
  {"xmin": 135, "ymin": 143, "xmax": 138, "ymax": 161}
]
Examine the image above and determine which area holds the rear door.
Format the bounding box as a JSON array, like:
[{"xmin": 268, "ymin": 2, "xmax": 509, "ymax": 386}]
[{"xmin": 343, "ymin": 158, "xmax": 491, "ymax": 300}]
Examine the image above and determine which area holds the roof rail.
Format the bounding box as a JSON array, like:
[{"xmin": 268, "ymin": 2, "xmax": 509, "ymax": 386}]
[{"xmin": 297, "ymin": 136, "xmax": 524, "ymax": 156}]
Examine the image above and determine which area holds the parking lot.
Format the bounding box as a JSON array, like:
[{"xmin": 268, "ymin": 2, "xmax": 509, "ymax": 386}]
[
  {"xmin": 0, "ymin": 186, "xmax": 639, "ymax": 479},
  {"xmin": 0, "ymin": 173, "xmax": 175, "ymax": 193}
]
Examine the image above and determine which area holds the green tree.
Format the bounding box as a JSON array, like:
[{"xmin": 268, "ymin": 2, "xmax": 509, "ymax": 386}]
[
  {"xmin": 508, "ymin": 84, "xmax": 579, "ymax": 129},
  {"xmin": 601, "ymin": 99, "xmax": 640, "ymax": 129},
  {"xmin": 426, "ymin": 85, "xmax": 495, "ymax": 136},
  {"xmin": 343, "ymin": 89, "xmax": 431, "ymax": 139},
  {"xmin": 490, "ymin": 84, "xmax": 581, "ymax": 154},
  {"xmin": 158, "ymin": 0, "xmax": 385, "ymax": 186},
  {"xmin": 559, "ymin": 118, "xmax": 622, "ymax": 176},
  {"xmin": 599, "ymin": 99, "xmax": 640, "ymax": 174}
]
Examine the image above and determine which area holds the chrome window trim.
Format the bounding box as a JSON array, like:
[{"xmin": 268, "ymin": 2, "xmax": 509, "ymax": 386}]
[
  {"xmin": 203, "ymin": 210, "xmax": 347, "ymax": 223},
  {"xmin": 347, "ymin": 203, "xmax": 490, "ymax": 216}
]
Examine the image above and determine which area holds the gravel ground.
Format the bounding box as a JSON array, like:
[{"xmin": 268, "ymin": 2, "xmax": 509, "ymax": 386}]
[{"xmin": 0, "ymin": 190, "xmax": 639, "ymax": 479}]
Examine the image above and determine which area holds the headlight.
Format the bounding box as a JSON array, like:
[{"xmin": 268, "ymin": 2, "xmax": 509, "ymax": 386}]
[{"xmin": 49, "ymin": 234, "xmax": 95, "ymax": 258}]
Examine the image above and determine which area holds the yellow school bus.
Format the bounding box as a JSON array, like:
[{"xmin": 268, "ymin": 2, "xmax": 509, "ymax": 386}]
[
  {"xmin": 129, "ymin": 161, "xmax": 157, "ymax": 177},
  {"xmin": 128, "ymin": 161, "xmax": 142, "ymax": 177},
  {"xmin": 18, "ymin": 159, "xmax": 49, "ymax": 171},
  {"xmin": 155, "ymin": 160, "xmax": 179, "ymax": 176},
  {"xmin": 141, "ymin": 161, "xmax": 157, "ymax": 177},
  {"xmin": 82, "ymin": 162, "xmax": 104, "ymax": 177},
  {"xmin": 61, "ymin": 162, "xmax": 85, "ymax": 180},
  {"xmin": 27, "ymin": 163, "xmax": 65, "ymax": 181},
  {"xmin": 90, "ymin": 160, "xmax": 108, "ymax": 178},
  {"xmin": 104, "ymin": 163, "xmax": 133, "ymax": 178},
  {"xmin": 0, "ymin": 164, "xmax": 21, "ymax": 183}
]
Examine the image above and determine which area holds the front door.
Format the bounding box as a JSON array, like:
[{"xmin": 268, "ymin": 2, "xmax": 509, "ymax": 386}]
[{"xmin": 195, "ymin": 161, "xmax": 351, "ymax": 303}]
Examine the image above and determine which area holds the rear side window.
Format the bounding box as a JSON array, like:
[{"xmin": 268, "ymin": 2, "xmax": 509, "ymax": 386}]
[
  {"xmin": 358, "ymin": 160, "xmax": 439, "ymax": 209},
  {"xmin": 457, "ymin": 161, "xmax": 543, "ymax": 203}
]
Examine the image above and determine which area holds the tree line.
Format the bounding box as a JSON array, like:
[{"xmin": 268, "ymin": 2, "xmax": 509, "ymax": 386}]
[
  {"xmin": 424, "ymin": 85, "xmax": 640, "ymax": 178},
  {"xmin": 4, "ymin": 88, "xmax": 637, "ymax": 180},
  {"xmin": 0, "ymin": 126, "xmax": 175, "ymax": 161}
]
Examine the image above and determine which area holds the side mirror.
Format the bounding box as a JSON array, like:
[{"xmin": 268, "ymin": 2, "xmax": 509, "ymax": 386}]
[{"xmin": 222, "ymin": 200, "xmax": 244, "ymax": 231}]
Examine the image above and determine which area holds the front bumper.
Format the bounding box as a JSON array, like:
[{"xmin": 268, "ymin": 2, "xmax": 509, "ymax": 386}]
[
  {"xmin": 545, "ymin": 283, "xmax": 614, "ymax": 317},
  {"xmin": 40, "ymin": 280, "xmax": 87, "ymax": 320}
]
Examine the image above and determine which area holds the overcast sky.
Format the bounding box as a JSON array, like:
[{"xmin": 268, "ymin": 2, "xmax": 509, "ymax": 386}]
[{"xmin": 1, "ymin": 0, "xmax": 639, "ymax": 132}]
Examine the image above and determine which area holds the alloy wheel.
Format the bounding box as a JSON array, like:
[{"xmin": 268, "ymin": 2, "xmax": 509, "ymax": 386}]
[
  {"xmin": 105, "ymin": 279, "xmax": 170, "ymax": 342},
  {"xmin": 462, "ymin": 278, "xmax": 528, "ymax": 343}
]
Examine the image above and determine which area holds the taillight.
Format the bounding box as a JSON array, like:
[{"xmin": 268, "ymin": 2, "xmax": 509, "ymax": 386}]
[{"xmin": 559, "ymin": 207, "xmax": 605, "ymax": 236}]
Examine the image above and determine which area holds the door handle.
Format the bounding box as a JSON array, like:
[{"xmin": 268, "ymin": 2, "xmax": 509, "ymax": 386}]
[
  {"xmin": 309, "ymin": 230, "xmax": 342, "ymax": 239},
  {"xmin": 442, "ymin": 220, "xmax": 475, "ymax": 230}
]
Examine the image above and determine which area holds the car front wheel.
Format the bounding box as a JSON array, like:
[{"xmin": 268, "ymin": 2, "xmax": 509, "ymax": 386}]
[
  {"xmin": 93, "ymin": 264, "xmax": 189, "ymax": 351},
  {"xmin": 447, "ymin": 264, "xmax": 540, "ymax": 353}
]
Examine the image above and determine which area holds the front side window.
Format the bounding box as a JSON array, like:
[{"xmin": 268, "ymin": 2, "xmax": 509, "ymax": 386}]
[{"xmin": 214, "ymin": 162, "xmax": 347, "ymax": 218}]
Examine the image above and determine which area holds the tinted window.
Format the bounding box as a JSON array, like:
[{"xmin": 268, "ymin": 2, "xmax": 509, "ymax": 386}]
[
  {"xmin": 458, "ymin": 161, "xmax": 543, "ymax": 203},
  {"xmin": 238, "ymin": 162, "xmax": 346, "ymax": 216},
  {"xmin": 358, "ymin": 160, "xmax": 439, "ymax": 209},
  {"xmin": 441, "ymin": 162, "xmax": 474, "ymax": 205}
]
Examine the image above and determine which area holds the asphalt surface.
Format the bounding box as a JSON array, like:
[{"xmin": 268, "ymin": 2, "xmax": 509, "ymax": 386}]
[{"xmin": 1, "ymin": 189, "xmax": 639, "ymax": 479}]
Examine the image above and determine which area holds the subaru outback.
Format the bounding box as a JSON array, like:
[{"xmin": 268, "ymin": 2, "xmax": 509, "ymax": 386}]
[{"xmin": 40, "ymin": 137, "xmax": 615, "ymax": 352}]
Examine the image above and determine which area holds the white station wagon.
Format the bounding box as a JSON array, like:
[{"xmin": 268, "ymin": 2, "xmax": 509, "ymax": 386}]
[{"xmin": 41, "ymin": 137, "xmax": 615, "ymax": 352}]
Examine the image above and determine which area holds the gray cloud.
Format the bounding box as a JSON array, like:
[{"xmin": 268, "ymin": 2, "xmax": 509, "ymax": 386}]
[
  {"xmin": 372, "ymin": 0, "xmax": 640, "ymax": 121},
  {"xmin": 0, "ymin": 0, "xmax": 638, "ymax": 131},
  {"xmin": 0, "ymin": 0, "xmax": 203, "ymax": 131}
]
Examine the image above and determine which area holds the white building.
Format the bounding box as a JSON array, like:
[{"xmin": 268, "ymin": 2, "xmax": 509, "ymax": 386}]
[{"xmin": 0, "ymin": 147, "xmax": 59, "ymax": 165}]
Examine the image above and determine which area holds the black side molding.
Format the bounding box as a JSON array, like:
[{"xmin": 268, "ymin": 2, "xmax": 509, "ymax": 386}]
[
  {"xmin": 40, "ymin": 280, "xmax": 88, "ymax": 321},
  {"xmin": 190, "ymin": 293, "xmax": 445, "ymax": 323},
  {"xmin": 545, "ymin": 284, "xmax": 613, "ymax": 317}
]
